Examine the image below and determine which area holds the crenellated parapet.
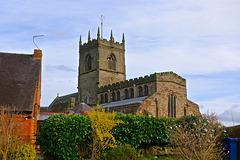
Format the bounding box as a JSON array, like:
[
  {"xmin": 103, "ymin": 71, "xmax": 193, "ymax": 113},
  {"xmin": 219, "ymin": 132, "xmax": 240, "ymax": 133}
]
[
  {"xmin": 156, "ymin": 71, "xmax": 186, "ymax": 86},
  {"xmin": 79, "ymin": 29, "xmax": 125, "ymax": 51},
  {"xmin": 98, "ymin": 71, "xmax": 186, "ymax": 93}
]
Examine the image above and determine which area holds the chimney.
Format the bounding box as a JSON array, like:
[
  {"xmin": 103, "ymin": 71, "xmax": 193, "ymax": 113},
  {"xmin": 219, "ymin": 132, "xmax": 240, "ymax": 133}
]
[{"xmin": 33, "ymin": 49, "xmax": 42, "ymax": 59}]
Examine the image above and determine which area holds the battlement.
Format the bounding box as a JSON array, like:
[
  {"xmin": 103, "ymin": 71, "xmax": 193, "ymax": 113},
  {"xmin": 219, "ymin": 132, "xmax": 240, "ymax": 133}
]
[
  {"xmin": 80, "ymin": 29, "xmax": 125, "ymax": 51},
  {"xmin": 98, "ymin": 71, "xmax": 186, "ymax": 93}
]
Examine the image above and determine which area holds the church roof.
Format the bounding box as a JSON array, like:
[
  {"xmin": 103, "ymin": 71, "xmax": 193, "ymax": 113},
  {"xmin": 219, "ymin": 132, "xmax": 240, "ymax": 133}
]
[
  {"xmin": 37, "ymin": 112, "xmax": 64, "ymax": 121},
  {"xmin": 100, "ymin": 96, "xmax": 148, "ymax": 108},
  {"xmin": 48, "ymin": 92, "xmax": 78, "ymax": 109},
  {"xmin": 0, "ymin": 52, "xmax": 41, "ymax": 111}
]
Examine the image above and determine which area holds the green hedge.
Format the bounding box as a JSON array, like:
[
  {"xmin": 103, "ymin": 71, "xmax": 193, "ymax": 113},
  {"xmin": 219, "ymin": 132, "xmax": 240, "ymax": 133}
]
[
  {"xmin": 36, "ymin": 114, "xmax": 225, "ymax": 160},
  {"xmin": 36, "ymin": 114, "xmax": 91, "ymax": 160},
  {"xmin": 112, "ymin": 114, "xmax": 169, "ymax": 149}
]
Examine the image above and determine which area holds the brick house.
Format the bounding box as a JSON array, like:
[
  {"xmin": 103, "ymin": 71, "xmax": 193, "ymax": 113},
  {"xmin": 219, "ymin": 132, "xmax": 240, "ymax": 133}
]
[{"xmin": 0, "ymin": 49, "xmax": 42, "ymax": 143}]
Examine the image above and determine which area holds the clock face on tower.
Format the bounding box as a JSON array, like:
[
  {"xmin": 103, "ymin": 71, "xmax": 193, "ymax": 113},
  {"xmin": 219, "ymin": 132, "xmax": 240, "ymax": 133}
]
[{"xmin": 109, "ymin": 75, "xmax": 115, "ymax": 83}]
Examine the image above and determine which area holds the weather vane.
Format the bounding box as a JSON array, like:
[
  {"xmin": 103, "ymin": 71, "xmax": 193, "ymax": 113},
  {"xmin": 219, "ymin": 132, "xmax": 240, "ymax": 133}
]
[
  {"xmin": 99, "ymin": 15, "xmax": 104, "ymax": 39},
  {"xmin": 33, "ymin": 35, "xmax": 44, "ymax": 49}
]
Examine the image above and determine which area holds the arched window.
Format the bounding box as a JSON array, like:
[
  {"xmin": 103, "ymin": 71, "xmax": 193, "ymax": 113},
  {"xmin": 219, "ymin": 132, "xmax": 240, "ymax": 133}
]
[
  {"xmin": 117, "ymin": 91, "xmax": 120, "ymax": 101},
  {"xmin": 138, "ymin": 86, "xmax": 143, "ymax": 97},
  {"xmin": 85, "ymin": 54, "xmax": 92, "ymax": 71},
  {"xmin": 100, "ymin": 94, "xmax": 104, "ymax": 104},
  {"xmin": 144, "ymin": 85, "xmax": 149, "ymax": 96},
  {"xmin": 104, "ymin": 93, "xmax": 108, "ymax": 103},
  {"xmin": 107, "ymin": 54, "xmax": 116, "ymax": 70},
  {"xmin": 124, "ymin": 89, "xmax": 129, "ymax": 99},
  {"xmin": 168, "ymin": 94, "xmax": 176, "ymax": 118},
  {"xmin": 130, "ymin": 88, "xmax": 134, "ymax": 98},
  {"xmin": 112, "ymin": 92, "xmax": 116, "ymax": 102},
  {"xmin": 87, "ymin": 96, "xmax": 89, "ymax": 104}
]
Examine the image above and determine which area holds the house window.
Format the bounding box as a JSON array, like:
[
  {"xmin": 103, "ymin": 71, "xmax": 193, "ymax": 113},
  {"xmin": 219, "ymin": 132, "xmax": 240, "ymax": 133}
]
[
  {"xmin": 138, "ymin": 86, "xmax": 143, "ymax": 97},
  {"xmin": 144, "ymin": 85, "xmax": 149, "ymax": 96},
  {"xmin": 86, "ymin": 54, "xmax": 92, "ymax": 71},
  {"xmin": 117, "ymin": 91, "xmax": 120, "ymax": 101},
  {"xmin": 104, "ymin": 93, "xmax": 108, "ymax": 103},
  {"xmin": 130, "ymin": 88, "xmax": 134, "ymax": 98},
  {"xmin": 100, "ymin": 94, "xmax": 104, "ymax": 104},
  {"xmin": 107, "ymin": 54, "xmax": 116, "ymax": 70},
  {"xmin": 168, "ymin": 94, "xmax": 176, "ymax": 118},
  {"xmin": 124, "ymin": 89, "xmax": 129, "ymax": 99},
  {"xmin": 112, "ymin": 92, "xmax": 116, "ymax": 102}
]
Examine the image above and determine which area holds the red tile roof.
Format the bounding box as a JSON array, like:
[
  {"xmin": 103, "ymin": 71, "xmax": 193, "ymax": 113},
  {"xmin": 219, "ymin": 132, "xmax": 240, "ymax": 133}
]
[{"xmin": 71, "ymin": 102, "xmax": 92, "ymax": 113}]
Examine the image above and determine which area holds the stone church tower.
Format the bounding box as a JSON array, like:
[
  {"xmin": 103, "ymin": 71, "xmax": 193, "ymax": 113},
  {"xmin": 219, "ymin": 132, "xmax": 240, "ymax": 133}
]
[
  {"xmin": 78, "ymin": 28, "xmax": 126, "ymax": 105},
  {"xmin": 49, "ymin": 28, "xmax": 201, "ymax": 117}
]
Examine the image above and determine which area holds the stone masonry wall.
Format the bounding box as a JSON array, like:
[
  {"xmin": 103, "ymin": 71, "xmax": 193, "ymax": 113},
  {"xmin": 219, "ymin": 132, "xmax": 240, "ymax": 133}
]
[
  {"xmin": 187, "ymin": 100, "xmax": 201, "ymax": 116},
  {"xmin": 79, "ymin": 70, "xmax": 99, "ymax": 105},
  {"xmin": 98, "ymin": 81, "xmax": 156, "ymax": 103}
]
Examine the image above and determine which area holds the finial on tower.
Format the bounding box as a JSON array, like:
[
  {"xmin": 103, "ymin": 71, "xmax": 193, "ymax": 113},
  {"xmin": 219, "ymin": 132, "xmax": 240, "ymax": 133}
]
[
  {"xmin": 99, "ymin": 15, "xmax": 104, "ymax": 39},
  {"xmin": 97, "ymin": 27, "xmax": 100, "ymax": 40},
  {"xmin": 88, "ymin": 31, "xmax": 91, "ymax": 42},
  {"xmin": 122, "ymin": 33, "xmax": 125, "ymax": 43},
  {"xmin": 79, "ymin": 35, "xmax": 82, "ymax": 46},
  {"xmin": 110, "ymin": 30, "xmax": 114, "ymax": 42}
]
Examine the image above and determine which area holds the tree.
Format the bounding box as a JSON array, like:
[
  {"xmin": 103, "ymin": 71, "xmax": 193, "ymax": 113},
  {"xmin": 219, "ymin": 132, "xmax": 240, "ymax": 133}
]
[
  {"xmin": 167, "ymin": 114, "xmax": 225, "ymax": 160},
  {"xmin": 0, "ymin": 105, "xmax": 35, "ymax": 160},
  {"xmin": 87, "ymin": 105, "xmax": 124, "ymax": 159}
]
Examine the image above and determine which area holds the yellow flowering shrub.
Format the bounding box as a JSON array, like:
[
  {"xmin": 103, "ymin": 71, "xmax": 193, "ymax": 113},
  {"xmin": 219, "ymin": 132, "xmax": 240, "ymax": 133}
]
[
  {"xmin": 87, "ymin": 104, "xmax": 124, "ymax": 159},
  {"xmin": 14, "ymin": 143, "xmax": 36, "ymax": 160}
]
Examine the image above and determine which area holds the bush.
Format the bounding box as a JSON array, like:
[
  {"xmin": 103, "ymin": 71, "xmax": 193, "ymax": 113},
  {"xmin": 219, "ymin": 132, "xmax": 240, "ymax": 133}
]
[
  {"xmin": 36, "ymin": 114, "xmax": 91, "ymax": 160},
  {"xmin": 167, "ymin": 114, "xmax": 225, "ymax": 160},
  {"xmin": 87, "ymin": 105, "xmax": 124, "ymax": 159},
  {"xmin": 102, "ymin": 144, "xmax": 137, "ymax": 160},
  {"xmin": 0, "ymin": 106, "xmax": 25, "ymax": 160},
  {"xmin": 14, "ymin": 143, "xmax": 36, "ymax": 160},
  {"xmin": 112, "ymin": 114, "xmax": 169, "ymax": 150},
  {"xmin": 37, "ymin": 111, "xmax": 227, "ymax": 160}
]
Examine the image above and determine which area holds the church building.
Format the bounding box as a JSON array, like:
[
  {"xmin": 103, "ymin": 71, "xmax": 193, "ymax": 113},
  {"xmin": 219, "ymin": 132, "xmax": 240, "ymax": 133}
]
[{"xmin": 49, "ymin": 28, "xmax": 200, "ymax": 117}]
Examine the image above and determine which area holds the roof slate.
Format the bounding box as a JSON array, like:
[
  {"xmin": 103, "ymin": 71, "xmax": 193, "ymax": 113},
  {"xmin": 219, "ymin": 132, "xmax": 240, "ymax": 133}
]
[
  {"xmin": 0, "ymin": 52, "xmax": 41, "ymax": 111},
  {"xmin": 100, "ymin": 96, "xmax": 148, "ymax": 108},
  {"xmin": 71, "ymin": 102, "xmax": 92, "ymax": 113},
  {"xmin": 48, "ymin": 92, "xmax": 78, "ymax": 108}
]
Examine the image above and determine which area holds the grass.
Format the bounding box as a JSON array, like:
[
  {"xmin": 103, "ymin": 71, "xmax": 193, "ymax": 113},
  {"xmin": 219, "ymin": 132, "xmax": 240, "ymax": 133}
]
[{"xmin": 139, "ymin": 155, "xmax": 179, "ymax": 160}]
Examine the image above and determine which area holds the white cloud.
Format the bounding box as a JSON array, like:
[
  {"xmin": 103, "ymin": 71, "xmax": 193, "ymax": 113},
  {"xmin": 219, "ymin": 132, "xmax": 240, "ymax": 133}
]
[
  {"xmin": 46, "ymin": 65, "xmax": 76, "ymax": 72},
  {"xmin": 218, "ymin": 105, "xmax": 240, "ymax": 126},
  {"xmin": 41, "ymin": 77, "xmax": 78, "ymax": 106},
  {"xmin": 0, "ymin": 0, "xmax": 239, "ymax": 113},
  {"xmin": 198, "ymin": 94, "xmax": 240, "ymax": 115}
]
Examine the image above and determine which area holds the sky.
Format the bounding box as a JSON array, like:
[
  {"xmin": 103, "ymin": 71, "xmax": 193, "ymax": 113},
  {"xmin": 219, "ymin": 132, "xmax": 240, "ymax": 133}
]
[{"xmin": 0, "ymin": 0, "xmax": 239, "ymax": 126}]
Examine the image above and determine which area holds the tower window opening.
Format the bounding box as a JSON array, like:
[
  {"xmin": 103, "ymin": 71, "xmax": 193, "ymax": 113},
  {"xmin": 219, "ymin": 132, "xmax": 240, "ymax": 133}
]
[
  {"xmin": 104, "ymin": 93, "xmax": 108, "ymax": 103},
  {"xmin": 144, "ymin": 85, "xmax": 149, "ymax": 96},
  {"xmin": 100, "ymin": 94, "xmax": 104, "ymax": 104},
  {"xmin": 107, "ymin": 54, "xmax": 116, "ymax": 70},
  {"xmin": 138, "ymin": 86, "xmax": 143, "ymax": 97},
  {"xmin": 130, "ymin": 88, "xmax": 134, "ymax": 98},
  {"xmin": 85, "ymin": 54, "xmax": 92, "ymax": 71},
  {"xmin": 112, "ymin": 92, "xmax": 116, "ymax": 102},
  {"xmin": 124, "ymin": 89, "xmax": 129, "ymax": 99},
  {"xmin": 87, "ymin": 96, "xmax": 89, "ymax": 104},
  {"xmin": 117, "ymin": 91, "xmax": 120, "ymax": 101}
]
